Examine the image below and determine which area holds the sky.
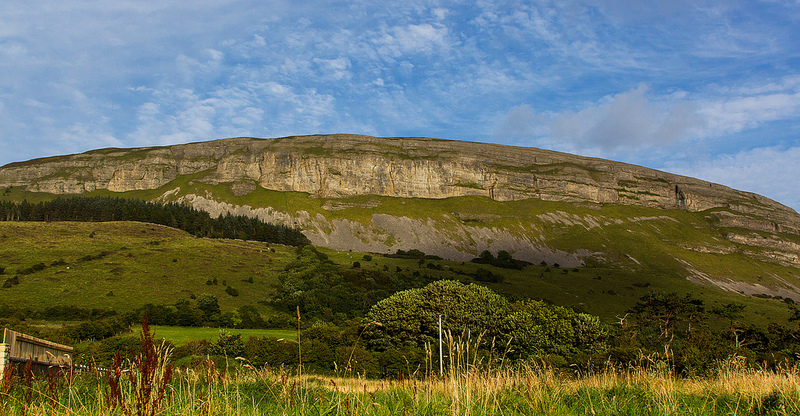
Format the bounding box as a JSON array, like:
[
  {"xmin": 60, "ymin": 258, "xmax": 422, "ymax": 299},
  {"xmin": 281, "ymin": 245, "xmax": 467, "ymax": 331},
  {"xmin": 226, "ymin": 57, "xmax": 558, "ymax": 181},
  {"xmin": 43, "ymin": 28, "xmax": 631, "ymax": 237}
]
[{"xmin": 1, "ymin": 1, "xmax": 800, "ymax": 211}]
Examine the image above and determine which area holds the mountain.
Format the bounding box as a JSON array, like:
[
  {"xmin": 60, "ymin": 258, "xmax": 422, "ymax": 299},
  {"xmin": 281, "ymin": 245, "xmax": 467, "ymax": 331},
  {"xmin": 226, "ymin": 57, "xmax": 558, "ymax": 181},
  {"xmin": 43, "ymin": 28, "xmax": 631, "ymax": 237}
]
[{"xmin": 2, "ymin": 134, "xmax": 800, "ymax": 301}]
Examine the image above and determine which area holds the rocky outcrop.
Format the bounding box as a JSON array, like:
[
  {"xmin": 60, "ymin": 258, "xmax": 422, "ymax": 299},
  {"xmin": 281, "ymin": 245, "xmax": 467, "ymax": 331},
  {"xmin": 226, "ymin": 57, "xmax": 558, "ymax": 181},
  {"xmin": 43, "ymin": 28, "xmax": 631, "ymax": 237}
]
[
  {"xmin": 176, "ymin": 193, "xmax": 589, "ymax": 267},
  {"xmin": 2, "ymin": 134, "xmax": 798, "ymax": 235}
]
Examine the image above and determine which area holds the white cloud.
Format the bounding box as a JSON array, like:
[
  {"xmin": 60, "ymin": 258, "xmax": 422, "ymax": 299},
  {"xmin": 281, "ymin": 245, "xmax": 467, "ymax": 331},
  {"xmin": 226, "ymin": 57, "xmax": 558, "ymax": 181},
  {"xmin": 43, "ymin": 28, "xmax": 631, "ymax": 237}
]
[
  {"xmin": 373, "ymin": 23, "xmax": 451, "ymax": 58},
  {"xmin": 496, "ymin": 85, "xmax": 704, "ymax": 155},
  {"xmin": 665, "ymin": 146, "xmax": 800, "ymax": 212},
  {"xmin": 496, "ymin": 76, "xmax": 800, "ymax": 166},
  {"xmin": 23, "ymin": 98, "xmax": 49, "ymax": 109},
  {"xmin": 493, "ymin": 104, "xmax": 550, "ymax": 139},
  {"xmin": 175, "ymin": 49, "xmax": 225, "ymax": 83},
  {"xmin": 698, "ymin": 91, "xmax": 800, "ymax": 137},
  {"xmin": 59, "ymin": 122, "xmax": 124, "ymax": 153},
  {"xmin": 0, "ymin": 41, "xmax": 28, "ymax": 59},
  {"xmin": 129, "ymin": 89, "xmax": 235, "ymax": 146},
  {"xmin": 313, "ymin": 57, "xmax": 352, "ymax": 81}
]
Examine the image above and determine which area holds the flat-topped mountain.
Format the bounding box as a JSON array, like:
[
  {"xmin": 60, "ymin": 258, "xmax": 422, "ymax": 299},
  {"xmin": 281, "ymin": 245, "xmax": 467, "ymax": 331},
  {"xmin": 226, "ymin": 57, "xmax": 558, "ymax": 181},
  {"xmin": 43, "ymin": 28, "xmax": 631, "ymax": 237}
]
[
  {"xmin": 2, "ymin": 135, "xmax": 800, "ymax": 300},
  {"xmin": 2, "ymin": 134, "xmax": 797, "ymax": 232}
]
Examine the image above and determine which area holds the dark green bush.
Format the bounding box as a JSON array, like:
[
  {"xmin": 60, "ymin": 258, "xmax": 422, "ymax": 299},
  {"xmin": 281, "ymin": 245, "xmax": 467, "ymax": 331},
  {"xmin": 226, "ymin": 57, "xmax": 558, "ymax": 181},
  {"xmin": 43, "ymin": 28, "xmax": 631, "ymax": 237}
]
[{"xmin": 208, "ymin": 331, "xmax": 245, "ymax": 357}]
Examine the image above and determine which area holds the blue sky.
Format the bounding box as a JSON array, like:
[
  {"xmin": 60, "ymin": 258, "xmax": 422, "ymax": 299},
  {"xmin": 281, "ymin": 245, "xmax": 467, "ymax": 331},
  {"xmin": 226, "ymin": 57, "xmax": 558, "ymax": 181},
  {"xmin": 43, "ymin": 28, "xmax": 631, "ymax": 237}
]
[{"xmin": 2, "ymin": 1, "xmax": 800, "ymax": 211}]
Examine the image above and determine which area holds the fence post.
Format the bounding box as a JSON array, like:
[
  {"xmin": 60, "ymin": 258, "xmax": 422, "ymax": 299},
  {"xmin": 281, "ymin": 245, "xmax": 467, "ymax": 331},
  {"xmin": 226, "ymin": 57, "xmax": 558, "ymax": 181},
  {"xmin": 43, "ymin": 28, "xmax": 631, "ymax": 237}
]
[{"xmin": 0, "ymin": 342, "xmax": 8, "ymax": 375}]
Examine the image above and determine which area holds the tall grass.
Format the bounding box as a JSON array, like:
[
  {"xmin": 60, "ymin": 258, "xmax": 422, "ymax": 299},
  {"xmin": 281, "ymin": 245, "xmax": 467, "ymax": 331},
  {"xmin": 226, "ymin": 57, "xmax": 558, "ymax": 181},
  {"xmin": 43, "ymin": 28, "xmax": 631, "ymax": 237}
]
[{"xmin": 1, "ymin": 350, "xmax": 799, "ymax": 415}]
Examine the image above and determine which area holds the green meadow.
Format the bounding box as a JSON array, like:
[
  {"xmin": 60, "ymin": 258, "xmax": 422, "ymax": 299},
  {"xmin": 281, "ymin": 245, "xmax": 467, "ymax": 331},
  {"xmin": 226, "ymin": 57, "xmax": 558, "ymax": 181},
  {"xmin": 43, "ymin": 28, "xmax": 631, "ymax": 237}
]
[
  {"xmin": 145, "ymin": 325, "xmax": 297, "ymax": 345},
  {"xmin": 0, "ymin": 218, "xmax": 794, "ymax": 326}
]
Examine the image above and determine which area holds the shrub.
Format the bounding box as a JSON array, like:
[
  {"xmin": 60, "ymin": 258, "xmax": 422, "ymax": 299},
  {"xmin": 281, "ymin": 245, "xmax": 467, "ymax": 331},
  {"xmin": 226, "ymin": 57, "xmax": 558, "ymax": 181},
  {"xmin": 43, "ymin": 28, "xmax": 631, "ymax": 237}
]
[
  {"xmin": 474, "ymin": 267, "xmax": 504, "ymax": 283},
  {"xmin": 197, "ymin": 294, "xmax": 220, "ymax": 319},
  {"xmin": 17, "ymin": 262, "xmax": 46, "ymax": 275},
  {"xmin": 365, "ymin": 280, "xmax": 509, "ymax": 350},
  {"xmin": 472, "ymin": 250, "xmax": 530, "ymax": 269},
  {"xmin": 225, "ymin": 286, "xmax": 239, "ymax": 297},
  {"xmin": 2, "ymin": 276, "xmax": 19, "ymax": 288},
  {"xmin": 208, "ymin": 331, "xmax": 245, "ymax": 357},
  {"xmin": 245, "ymin": 336, "xmax": 298, "ymax": 367},
  {"xmin": 500, "ymin": 300, "xmax": 577, "ymax": 359}
]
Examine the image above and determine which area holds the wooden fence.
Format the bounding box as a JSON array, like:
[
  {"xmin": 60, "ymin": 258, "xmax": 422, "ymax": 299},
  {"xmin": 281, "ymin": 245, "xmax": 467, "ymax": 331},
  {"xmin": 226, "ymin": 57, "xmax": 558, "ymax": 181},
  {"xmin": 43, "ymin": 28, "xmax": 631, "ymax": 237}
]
[{"xmin": 1, "ymin": 328, "xmax": 73, "ymax": 375}]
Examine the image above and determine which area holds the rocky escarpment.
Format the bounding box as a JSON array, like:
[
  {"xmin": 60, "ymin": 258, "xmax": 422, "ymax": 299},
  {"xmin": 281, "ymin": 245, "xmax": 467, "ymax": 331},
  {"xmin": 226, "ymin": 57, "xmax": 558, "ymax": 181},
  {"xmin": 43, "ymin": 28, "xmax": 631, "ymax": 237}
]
[
  {"xmin": 2, "ymin": 134, "xmax": 798, "ymax": 236},
  {"xmin": 179, "ymin": 193, "xmax": 589, "ymax": 267}
]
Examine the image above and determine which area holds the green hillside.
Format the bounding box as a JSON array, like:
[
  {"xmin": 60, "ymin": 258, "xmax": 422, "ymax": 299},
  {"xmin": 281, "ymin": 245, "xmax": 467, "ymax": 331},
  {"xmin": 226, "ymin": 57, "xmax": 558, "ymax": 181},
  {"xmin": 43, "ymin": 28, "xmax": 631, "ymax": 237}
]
[
  {"xmin": 0, "ymin": 221, "xmax": 293, "ymax": 313},
  {"xmin": 2, "ymin": 135, "xmax": 799, "ymax": 323},
  {"xmin": 0, "ymin": 215, "xmax": 794, "ymax": 327}
]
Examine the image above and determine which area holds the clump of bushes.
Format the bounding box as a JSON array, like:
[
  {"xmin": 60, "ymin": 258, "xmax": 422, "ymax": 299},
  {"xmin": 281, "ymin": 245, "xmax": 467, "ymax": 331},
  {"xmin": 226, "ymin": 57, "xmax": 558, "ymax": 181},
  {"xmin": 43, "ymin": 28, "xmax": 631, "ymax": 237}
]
[{"xmin": 471, "ymin": 250, "xmax": 530, "ymax": 270}]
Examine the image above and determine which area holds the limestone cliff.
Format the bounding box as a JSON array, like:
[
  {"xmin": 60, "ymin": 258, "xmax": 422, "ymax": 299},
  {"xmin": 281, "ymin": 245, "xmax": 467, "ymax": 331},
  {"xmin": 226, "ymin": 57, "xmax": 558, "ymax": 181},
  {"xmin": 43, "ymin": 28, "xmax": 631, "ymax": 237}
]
[
  {"xmin": 2, "ymin": 134, "xmax": 798, "ymax": 234},
  {"xmin": 3, "ymin": 134, "xmax": 800, "ymax": 286}
]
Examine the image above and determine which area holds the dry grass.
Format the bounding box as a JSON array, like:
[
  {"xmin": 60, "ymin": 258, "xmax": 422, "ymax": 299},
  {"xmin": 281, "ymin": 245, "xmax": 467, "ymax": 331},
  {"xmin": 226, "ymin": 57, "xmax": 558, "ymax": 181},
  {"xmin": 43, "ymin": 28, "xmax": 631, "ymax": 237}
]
[{"xmin": 2, "ymin": 353, "xmax": 800, "ymax": 415}]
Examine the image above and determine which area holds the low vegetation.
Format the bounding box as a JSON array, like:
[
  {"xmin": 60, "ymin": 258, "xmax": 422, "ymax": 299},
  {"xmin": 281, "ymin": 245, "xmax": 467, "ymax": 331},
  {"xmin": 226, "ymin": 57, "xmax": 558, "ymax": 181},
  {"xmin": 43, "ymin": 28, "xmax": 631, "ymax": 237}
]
[
  {"xmin": 2, "ymin": 321, "xmax": 799, "ymax": 415},
  {"xmin": 1, "ymin": 211, "xmax": 800, "ymax": 413},
  {"xmin": 0, "ymin": 196, "xmax": 309, "ymax": 246}
]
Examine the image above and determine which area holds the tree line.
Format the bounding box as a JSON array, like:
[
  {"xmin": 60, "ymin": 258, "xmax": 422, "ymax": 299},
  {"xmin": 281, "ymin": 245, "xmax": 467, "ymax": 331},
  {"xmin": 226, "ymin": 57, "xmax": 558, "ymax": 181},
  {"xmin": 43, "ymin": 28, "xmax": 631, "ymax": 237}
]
[
  {"xmin": 4, "ymin": 266, "xmax": 800, "ymax": 377},
  {"xmin": 58, "ymin": 279, "xmax": 800, "ymax": 378},
  {"xmin": 0, "ymin": 196, "xmax": 309, "ymax": 246}
]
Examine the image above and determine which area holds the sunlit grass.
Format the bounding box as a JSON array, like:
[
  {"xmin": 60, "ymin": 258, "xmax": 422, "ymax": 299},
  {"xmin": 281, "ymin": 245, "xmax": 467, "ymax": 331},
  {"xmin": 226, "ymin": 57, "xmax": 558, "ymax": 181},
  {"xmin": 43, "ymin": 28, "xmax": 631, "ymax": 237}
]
[
  {"xmin": 1, "ymin": 218, "xmax": 794, "ymax": 327},
  {"xmin": 0, "ymin": 221, "xmax": 295, "ymax": 313},
  {"xmin": 144, "ymin": 325, "xmax": 298, "ymax": 345},
  {"xmin": 2, "ymin": 355, "xmax": 799, "ymax": 415}
]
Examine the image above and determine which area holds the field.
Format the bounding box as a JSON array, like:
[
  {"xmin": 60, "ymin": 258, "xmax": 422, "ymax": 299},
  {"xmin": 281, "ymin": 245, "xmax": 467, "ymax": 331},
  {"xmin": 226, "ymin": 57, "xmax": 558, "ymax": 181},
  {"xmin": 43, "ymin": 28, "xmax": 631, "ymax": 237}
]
[
  {"xmin": 2, "ymin": 205, "xmax": 800, "ymax": 413},
  {"xmin": 2, "ymin": 355, "xmax": 799, "ymax": 415},
  {"xmin": 146, "ymin": 325, "xmax": 297, "ymax": 345},
  {"xmin": 0, "ymin": 221, "xmax": 295, "ymax": 314},
  {"xmin": 0, "ymin": 221, "xmax": 793, "ymax": 326}
]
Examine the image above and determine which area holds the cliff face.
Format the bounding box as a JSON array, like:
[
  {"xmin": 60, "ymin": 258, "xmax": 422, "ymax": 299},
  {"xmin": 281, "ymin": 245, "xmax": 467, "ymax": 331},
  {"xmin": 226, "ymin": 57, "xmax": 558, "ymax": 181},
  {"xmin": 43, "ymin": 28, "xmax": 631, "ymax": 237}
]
[
  {"xmin": 5, "ymin": 134, "xmax": 800, "ymax": 300},
  {"xmin": 2, "ymin": 134, "xmax": 798, "ymax": 234}
]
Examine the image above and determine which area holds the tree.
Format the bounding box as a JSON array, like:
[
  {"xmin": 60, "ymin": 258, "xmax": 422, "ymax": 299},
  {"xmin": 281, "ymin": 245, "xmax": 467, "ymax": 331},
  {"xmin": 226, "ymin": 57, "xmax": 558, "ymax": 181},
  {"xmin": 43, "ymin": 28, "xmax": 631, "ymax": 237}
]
[
  {"xmin": 572, "ymin": 313, "xmax": 609, "ymax": 354},
  {"xmin": 497, "ymin": 250, "xmax": 513, "ymax": 263},
  {"xmin": 364, "ymin": 280, "xmax": 509, "ymax": 350},
  {"xmin": 628, "ymin": 292, "xmax": 706, "ymax": 354},
  {"xmin": 789, "ymin": 303, "xmax": 800, "ymax": 327},
  {"xmin": 500, "ymin": 300, "xmax": 578, "ymax": 358},
  {"xmin": 196, "ymin": 294, "xmax": 221, "ymax": 322},
  {"xmin": 712, "ymin": 302, "xmax": 747, "ymax": 349},
  {"xmin": 173, "ymin": 300, "xmax": 203, "ymax": 327},
  {"xmin": 237, "ymin": 305, "xmax": 265, "ymax": 328}
]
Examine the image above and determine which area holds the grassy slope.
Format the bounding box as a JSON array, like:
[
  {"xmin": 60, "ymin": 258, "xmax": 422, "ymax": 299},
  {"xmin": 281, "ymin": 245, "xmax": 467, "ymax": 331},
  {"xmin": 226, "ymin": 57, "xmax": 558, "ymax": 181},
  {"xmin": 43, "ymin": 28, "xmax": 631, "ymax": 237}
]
[
  {"xmin": 2, "ymin": 180, "xmax": 798, "ymax": 327},
  {"xmin": 0, "ymin": 221, "xmax": 294, "ymax": 314}
]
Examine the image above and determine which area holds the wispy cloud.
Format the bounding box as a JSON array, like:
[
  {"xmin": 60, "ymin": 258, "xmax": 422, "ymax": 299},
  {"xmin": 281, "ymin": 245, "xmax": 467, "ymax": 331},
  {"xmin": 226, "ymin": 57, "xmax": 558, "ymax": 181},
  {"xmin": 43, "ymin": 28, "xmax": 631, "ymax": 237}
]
[
  {"xmin": 494, "ymin": 85, "xmax": 704, "ymax": 156},
  {"xmin": 1, "ymin": 0, "xmax": 800, "ymax": 210},
  {"xmin": 666, "ymin": 146, "xmax": 800, "ymax": 211},
  {"xmin": 550, "ymin": 85, "xmax": 702, "ymax": 152},
  {"xmin": 697, "ymin": 80, "xmax": 800, "ymax": 137}
]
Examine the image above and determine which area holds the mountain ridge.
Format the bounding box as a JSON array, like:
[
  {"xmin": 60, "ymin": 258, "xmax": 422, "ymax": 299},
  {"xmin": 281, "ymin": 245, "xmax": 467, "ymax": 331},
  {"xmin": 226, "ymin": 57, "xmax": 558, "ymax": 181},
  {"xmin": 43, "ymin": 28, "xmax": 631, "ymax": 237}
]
[
  {"xmin": 1, "ymin": 134, "xmax": 797, "ymax": 230},
  {"xmin": 2, "ymin": 135, "xmax": 800, "ymax": 300}
]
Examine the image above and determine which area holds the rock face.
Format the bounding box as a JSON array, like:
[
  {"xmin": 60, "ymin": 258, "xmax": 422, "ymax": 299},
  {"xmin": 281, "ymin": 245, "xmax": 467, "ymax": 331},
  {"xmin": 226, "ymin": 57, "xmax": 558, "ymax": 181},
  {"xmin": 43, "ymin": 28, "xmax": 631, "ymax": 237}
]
[
  {"xmin": 5, "ymin": 134, "xmax": 800, "ymax": 299},
  {"xmin": 2, "ymin": 134, "xmax": 798, "ymax": 234}
]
